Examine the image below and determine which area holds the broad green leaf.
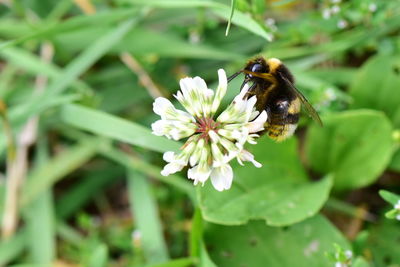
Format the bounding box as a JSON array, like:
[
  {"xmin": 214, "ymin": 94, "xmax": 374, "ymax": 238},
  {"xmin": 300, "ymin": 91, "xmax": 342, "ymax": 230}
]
[
  {"xmin": 128, "ymin": 170, "xmax": 169, "ymax": 264},
  {"xmin": 198, "ymin": 138, "xmax": 333, "ymax": 226},
  {"xmin": 349, "ymin": 55, "xmax": 400, "ymax": 127},
  {"xmin": 305, "ymin": 110, "xmax": 393, "ymax": 190},
  {"xmin": 204, "ymin": 215, "xmax": 350, "ymax": 267},
  {"xmin": 61, "ymin": 104, "xmax": 180, "ymax": 153}
]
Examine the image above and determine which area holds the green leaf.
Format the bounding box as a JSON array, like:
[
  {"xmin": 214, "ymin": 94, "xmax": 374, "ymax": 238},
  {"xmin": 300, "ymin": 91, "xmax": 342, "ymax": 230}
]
[
  {"xmin": 128, "ymin": 170, "xmax": 169, "ymax": 264},
  {"xmin": 198, "ymin": 138, "xmax": 333, "ymax": 226},
  {"xmin": 204, "ymin": 215, "xmax": 350, "ymax": 267},
  {"xmin": 305, "ymin": 110, "xmax": 393, "ymax": 191},
  {"xmin": 61, "ymin": 104, "xmax": 180, "ymax": 153},
  {"xmin": 349, "ymin": 54, "xmax": 400, "ymax": 127},
  {"xmin": 379, "ymin": 190, "xmax": 400, "ymax": 206}
]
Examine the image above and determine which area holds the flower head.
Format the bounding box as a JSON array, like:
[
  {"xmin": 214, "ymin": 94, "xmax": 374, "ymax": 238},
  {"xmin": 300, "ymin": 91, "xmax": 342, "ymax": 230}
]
[{"xmin": 152, "ymin": 69, "xmax": 267, "ymax": 191}]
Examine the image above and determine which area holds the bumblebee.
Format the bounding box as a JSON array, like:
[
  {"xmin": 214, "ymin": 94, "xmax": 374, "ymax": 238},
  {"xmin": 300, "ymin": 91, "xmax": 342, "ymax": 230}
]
[{"xmin": 228, "ymin": 57, "xmax": 322, "ymax": 141}]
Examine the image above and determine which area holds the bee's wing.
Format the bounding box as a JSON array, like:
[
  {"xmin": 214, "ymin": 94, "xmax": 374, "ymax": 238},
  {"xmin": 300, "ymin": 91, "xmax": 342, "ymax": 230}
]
[{"xmin": 279, "ymin": 73, "xmax": 323, "ymax": 126}]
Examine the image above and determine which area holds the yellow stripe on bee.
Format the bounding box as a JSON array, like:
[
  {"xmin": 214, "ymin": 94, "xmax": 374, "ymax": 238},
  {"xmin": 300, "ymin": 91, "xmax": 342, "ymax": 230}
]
[
  {"xmin": 266, "ymin": 123, "xmax": 298, "ymax": 142},
  {"xmin": 288, "ymin": 98, "xmax": 301, "ymax": 114},
  {"xmin": 266, "ymin": 58, "xmax": 282, "ymax": 73}
]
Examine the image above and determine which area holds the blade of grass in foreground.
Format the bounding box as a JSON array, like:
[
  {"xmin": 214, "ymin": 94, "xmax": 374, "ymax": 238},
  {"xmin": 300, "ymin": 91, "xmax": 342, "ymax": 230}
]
[
  {"xmin": 100, "ymin": 146, "xmax": 195, "ymax": 200},
  {"xmin": 124, "ymin": 0, "xmax": 272, "ymax": 41},
  {"xmin": 61, "ymin": 103, "xmax": 181, "ymax": 153},
  {"xmin": 88, "ymin": 244, "xmax": 109, "ymax": 267},
  {"xmin": 24, "ymin": 137, "xmax": 55, "ymax": 264},
  {"xmin": 0, "ymin": 229, "xmax": 26, "ymax": 265},
  {"xmin": 145, "ymin": 257, "xmax": 196, "ymax": 267},
  {"xmin": 21, "ymin": 138, "xmax": 99, "ymax": 207},
  {"xmin": 128, "ymin": 170, "xmax": 169, "ymax": 264},
  {"xmin": 9, "ymin": 16, "xmax": 140, "ymax": 127}
]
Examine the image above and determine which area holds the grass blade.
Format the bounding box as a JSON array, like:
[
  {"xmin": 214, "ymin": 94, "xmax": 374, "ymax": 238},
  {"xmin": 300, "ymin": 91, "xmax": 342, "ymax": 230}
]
[
  {"xmin": 21, "ymin": 138, "xmax": 99, "ymax": 207},
  {"xmin": 128, "ymin": 170, "xmax": 169, "ymax": 263},
  {"xmin": 9, "ymin": 16, "xmax": 140, "ymax": 126},
  {"xmin": 61, "ymin": 103, "xmax": 181, "ymax": 153},
  {"xmin": 0, "ymin": 229, "xmax": 26, "ymax": 265},
  {"xmin": 25, "ymin": 138, "xmax": 55, "ymax": 264}
]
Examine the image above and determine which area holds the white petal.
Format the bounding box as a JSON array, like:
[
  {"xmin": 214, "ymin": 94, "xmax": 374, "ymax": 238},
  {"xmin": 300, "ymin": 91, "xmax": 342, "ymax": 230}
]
[
  {"xmin": 208, "ymin": 130, "xmax": 220, "ymax": 143},
  {"xmin": 211, "ymin": 142, "xmax": 226, "ymax": 167},
  {"xmin": 161, "ymin": 162, "xmax": 185, "ymax": 176},
  {"xmin": 163, "ymin": 151, "xmax": 175, "ymax": 162},
  {"xmin": 237, "ymin": 150, "xmax": 262, "ymax": 168},
  {"xmin": 247, "ymin": 110, "xmax": 268, "ymax": 133},
  {"xmin": 211, "ymin": 69, "xmax": 228, "ymax": 114},
  {"xmin": 153, "ymin": 97, "xmax": 173, "ymax": 116},
  {"xmin": 192, "ymin": 76, "xmax": 208, "ymax": 92},
  {"xmin": 151, "ymin": 120, "xmax": 169, "ymax": 136},
  {"xmin": 189, "ymin": 139, "xmax": 205, "ymax": 167},
  {"xmin": 210, "ymin": 164, "xmax": 233, "ymax": 191},
  {"xmin": 187, "ymin": 164, "xmax": 212, "ymax": 184},
  {"xmin": 394, "ymin": 200, "xmax": 400, "ymax": 210}
]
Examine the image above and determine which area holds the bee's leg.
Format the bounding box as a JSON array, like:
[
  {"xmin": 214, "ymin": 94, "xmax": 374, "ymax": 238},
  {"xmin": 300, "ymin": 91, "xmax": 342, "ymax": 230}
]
[{"xmin": 244, "ymin": 82, "xmax": 257, "ymax": 98}]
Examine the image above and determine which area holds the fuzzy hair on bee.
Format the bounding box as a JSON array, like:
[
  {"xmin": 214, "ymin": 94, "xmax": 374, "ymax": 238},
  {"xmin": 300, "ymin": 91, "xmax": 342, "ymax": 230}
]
[{"xmin": 228, "ymin": 57, "xmax": 322, "ymax": 141}]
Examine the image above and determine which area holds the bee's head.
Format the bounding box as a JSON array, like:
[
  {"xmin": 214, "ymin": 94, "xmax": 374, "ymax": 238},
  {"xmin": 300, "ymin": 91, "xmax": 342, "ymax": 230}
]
[{"xmin": 244, "ymin": 57, "xmax": 269, "ymax": 80}]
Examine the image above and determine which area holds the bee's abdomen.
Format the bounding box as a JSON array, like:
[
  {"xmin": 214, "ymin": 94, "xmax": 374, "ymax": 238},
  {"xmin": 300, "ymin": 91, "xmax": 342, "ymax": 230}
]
[
  {"xmin": 266, "ymin": 123, "xmax": 298, "ymax": 142},
  {"xmin": 265, "ymin": 97, "xmax": 301, "ymax": 141}
]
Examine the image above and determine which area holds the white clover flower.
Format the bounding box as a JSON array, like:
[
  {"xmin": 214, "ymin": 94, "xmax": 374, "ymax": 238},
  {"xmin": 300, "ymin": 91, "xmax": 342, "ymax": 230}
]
[
  {"xmin": 152, "ymin": 69, "xmax": 267, "ymax": 191},
  {"xmin": 322, "ymin": 8, "xmax": 331, "ymax": 20},
  {"xmin": 331, "ymin": 5, "xmax": 340, "ymax": 14},
  {"xmin": 337, "ymin": 19, "xmax": 348, "ymax": 29},
  {"xmin": 394, "ymin": 200, "xmax": 400, "ymax": 210},
  {"xmin": 369, "ymin": 3, "xmax": 377, "ymax": 12}
]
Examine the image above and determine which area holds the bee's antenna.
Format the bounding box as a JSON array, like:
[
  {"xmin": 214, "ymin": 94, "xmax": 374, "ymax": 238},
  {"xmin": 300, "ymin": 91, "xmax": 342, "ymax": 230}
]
[{"xmin": 227, "ymin": 70, "xmax": 243, "ymax": 82}]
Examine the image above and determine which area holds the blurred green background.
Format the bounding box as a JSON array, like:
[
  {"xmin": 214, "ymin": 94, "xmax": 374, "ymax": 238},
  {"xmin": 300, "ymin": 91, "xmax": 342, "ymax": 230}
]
[{"xmin": 0, "ymin": 0, "xmax": 400, "ymax": 266}]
